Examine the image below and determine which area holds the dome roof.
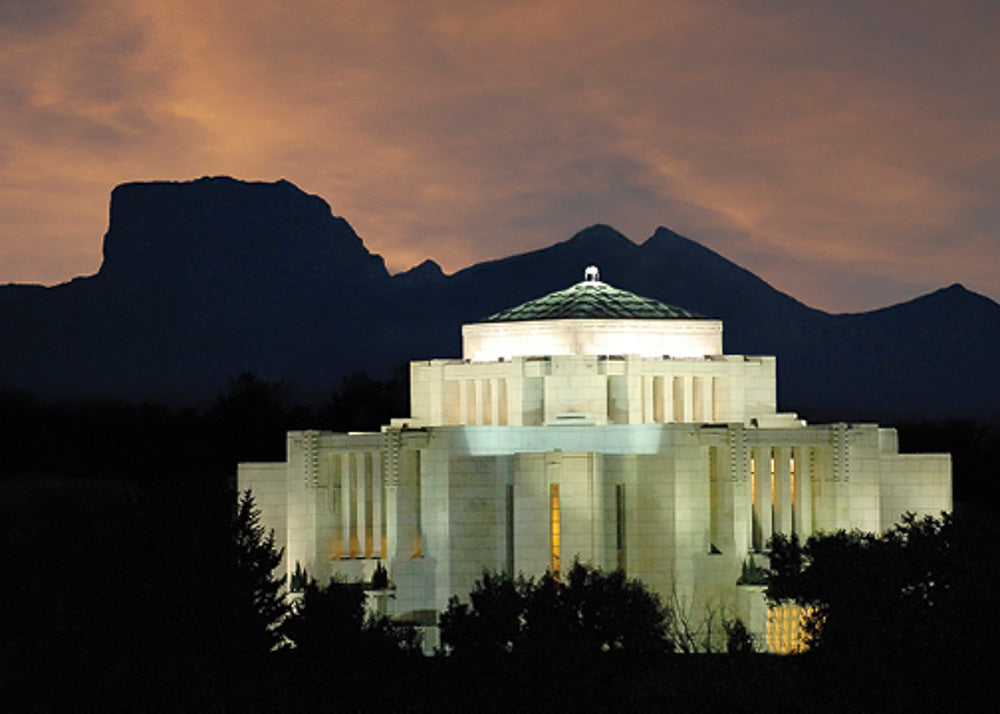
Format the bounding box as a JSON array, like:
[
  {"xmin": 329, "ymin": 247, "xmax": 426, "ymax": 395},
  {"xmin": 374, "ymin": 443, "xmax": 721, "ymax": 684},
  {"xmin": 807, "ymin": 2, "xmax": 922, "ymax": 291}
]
[{"xmin": 479, "ymin": 266, "xmax": 702, "ymax": 322}]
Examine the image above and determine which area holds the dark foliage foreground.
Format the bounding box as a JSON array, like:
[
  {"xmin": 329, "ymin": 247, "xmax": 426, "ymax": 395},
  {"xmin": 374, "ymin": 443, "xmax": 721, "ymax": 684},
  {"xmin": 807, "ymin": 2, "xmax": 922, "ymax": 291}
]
[
  {"xmin": 2, "ymin": 493, "xmax": 993, "ymax": 710},
  {"xmin": 0, "ymin": 490, "xmax": 286, "ymax": 707},
  {"xmin": 439, "ymin": 563, "xmax": 672, "ymax": 663},
  {"xmin": 767, "ymin": 512, "xmax": 1000, "ymax": 704}
]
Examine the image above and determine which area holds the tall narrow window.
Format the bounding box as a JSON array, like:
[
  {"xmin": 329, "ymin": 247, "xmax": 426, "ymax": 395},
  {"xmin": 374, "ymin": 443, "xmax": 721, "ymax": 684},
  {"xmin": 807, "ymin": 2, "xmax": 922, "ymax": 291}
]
[
  {"xmin": 770, "ymin": 450, "xmax": 776, "ymax": 539},
  {"xmin": 550, "ymin": 484, "xmax": 561, "ymax": 577},
  {"xmin": 709, "ymin": 446, "xmax": 721, "ymax": 553},
  {"xmin": 413, "ymin": 451, "xmax": 423, "ymax": 558},
  {"xmin": 750, "ymin": 454, "xmax": 760, "ymax": 551},
  {"xmin": 505, "ymin": 484, "xmax": 515, "ymax": 575},
  {"xmin": 348, "ymin": 453, "xmax": 359, "ymax": 558},
  {"xmin": 364, "ymin": 459, "xmax": 374, "ymax": 558},
  {"xmin": 331, "ymin": 455, "xmax": 343, "ymax": 559},
  {"xmin": 615, "ymin": 484, "xmax": 626, "ymax": 571},
  {"xmin": 498, "ymin": 379, "xmax": 508, "ymax": 426},
  {"xmin": 789, "ymin": 454, "xmax": 796, "ymax": 536},
  {"xmin": 482, "ymin": 379, "xmax": 493, "ymax": 425},
  {"xmin": 465, "ymin": 379, "xmax": 476, "ymax": 424},
  {"xmin": 652, "ymin": 377, "xmax": 664, "ymax": 423}
]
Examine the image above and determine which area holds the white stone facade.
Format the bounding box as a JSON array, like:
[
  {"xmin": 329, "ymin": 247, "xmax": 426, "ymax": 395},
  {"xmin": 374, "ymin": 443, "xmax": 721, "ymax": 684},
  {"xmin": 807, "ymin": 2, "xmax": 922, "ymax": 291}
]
[
  {"xmin": 462, "ymin": 318, "xmax": 723, "ymax": 361},
  {"xmin": 239, "ymin": 272, "xmax": 951, "ymax": 650}
]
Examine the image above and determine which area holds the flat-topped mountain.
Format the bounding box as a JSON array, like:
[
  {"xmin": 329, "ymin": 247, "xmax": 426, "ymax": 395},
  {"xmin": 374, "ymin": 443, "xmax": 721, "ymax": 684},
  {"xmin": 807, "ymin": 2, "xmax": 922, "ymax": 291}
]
[
  {"xmin": 1, "ymin": 177, "xmax": 998, "ymax": 419},
  {"xmin": 99, "ymin": 177, "xmax": 388, "ymax": 288}
]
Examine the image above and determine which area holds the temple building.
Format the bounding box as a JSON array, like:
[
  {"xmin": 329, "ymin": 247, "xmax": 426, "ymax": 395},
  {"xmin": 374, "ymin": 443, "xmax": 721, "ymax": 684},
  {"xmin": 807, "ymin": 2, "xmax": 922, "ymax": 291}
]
[{"xmin": 238, "ymin": 267, "xmax": 951, "ymax": 651}]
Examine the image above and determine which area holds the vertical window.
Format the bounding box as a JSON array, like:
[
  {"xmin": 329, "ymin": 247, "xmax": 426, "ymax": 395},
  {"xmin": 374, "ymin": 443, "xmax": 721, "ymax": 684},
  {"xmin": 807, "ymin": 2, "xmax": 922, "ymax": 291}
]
[
  {"xmin": 349, "ymin": 453, "xmax": 359, "ymax": 558},
  {"xmin": 615, "ymin": 484, "xmax": 626, "ymax": 571},
  {"xmin": 331, "ymin": 455, "xmax": 343, "ymax": 559},
  {"xmin": 770, "ymin": 449, "xmax": 776, "ymax": 537},
  {"xmin": 550, "ymin": 484, "xmax": 561, "ymax": 577},
  {"xmin": 505, "ymin": 484, "xmax": 515, "ymax": 575},
  {"xmin": 750, "ymin": 453, "xmax": 756, "ymax": 546},
  {"xmin": 482, "ymin": 379, "xmax": 492, "ymax": 425},
  {"xmin": 413, "ymin": 451, "xmax": 423, "ymax": 558},
  {"xmin": 465, "ymin": 379, "xmax": 476, "ymax": 424},
  {"xmin": 789, "ymin": 454, "xmax": 796, "ymax": 536},
  {"xmin": 498, "ymin": 379, "xmax": 508, "ymax": 426},
  {"xmin": 364, "ymin": 456, "xmax": 374, "ymax": 558},
  {"xmin": 652, "ymin": 377, "xmax": 664, "ymax": 423},
  {"xmin": 709, "ymin": 446, "xmax": 720, "ymax": 553}
]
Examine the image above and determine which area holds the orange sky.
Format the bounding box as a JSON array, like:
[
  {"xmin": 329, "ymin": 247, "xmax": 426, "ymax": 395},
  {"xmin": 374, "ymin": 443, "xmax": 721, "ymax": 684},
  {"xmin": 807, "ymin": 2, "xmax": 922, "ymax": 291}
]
[{"xmin": 1, "ymin": 0, "xmax": 998, "ymax": 312}]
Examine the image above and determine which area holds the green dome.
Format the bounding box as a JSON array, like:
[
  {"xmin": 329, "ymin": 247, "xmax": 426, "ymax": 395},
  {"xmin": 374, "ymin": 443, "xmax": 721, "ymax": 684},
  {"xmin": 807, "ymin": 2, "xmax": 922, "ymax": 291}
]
[{"xmin": 480, "ymin": 267, "xmax": 702, "ymax": 322}]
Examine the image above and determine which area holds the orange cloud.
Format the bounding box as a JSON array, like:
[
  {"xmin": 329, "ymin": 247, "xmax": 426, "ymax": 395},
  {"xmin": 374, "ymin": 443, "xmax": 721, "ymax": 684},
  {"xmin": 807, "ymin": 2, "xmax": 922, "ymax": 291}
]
[{"xmin": 0, "ymin": 0, "xmax": 998, "ymax": 312}]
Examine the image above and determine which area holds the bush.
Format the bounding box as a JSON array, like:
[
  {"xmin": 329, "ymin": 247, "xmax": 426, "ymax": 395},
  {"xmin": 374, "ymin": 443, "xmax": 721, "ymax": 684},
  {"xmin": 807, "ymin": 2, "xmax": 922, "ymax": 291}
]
[
  {"xmin": 766, "ymin": 512, "xmax": 1000, "ymax": 660},
  {"xmin": 440, "ymin": 561, "xmax": 672, "ymax": 662},
  {"xmin": 280, "ymin": 576, "xmax": 420, "ymax": 662},
  {"xmin": 723, "ymin": 618, "xmax": 755, "ymax": 654}
]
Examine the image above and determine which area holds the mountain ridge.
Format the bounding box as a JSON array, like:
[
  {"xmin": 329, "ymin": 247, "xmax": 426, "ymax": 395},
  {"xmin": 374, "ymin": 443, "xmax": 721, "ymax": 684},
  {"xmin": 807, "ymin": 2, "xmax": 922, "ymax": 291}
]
[{"xmin": 1, "ymin": 177, "xmax": 997, "ymax": 419}]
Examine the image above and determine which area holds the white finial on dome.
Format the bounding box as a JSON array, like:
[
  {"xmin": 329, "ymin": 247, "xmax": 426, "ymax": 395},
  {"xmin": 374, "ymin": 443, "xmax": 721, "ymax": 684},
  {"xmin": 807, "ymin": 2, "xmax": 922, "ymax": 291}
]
[{"xmin": 584, "ymin": 265, "xmax": 600, "ymax": 282}]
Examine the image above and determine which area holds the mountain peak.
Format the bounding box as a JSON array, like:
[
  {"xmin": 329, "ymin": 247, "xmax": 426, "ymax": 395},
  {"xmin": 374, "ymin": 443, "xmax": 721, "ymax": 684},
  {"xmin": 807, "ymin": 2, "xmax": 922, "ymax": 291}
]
[
  {"xmin": 98, "ymin": 177, "xmax": 388, "ymax": 287},
  {"xmin": 393, "ymin": 259, "xmax": 446, "ymax": 285},
  {"xmin": 566, "ymin": 224, "xmax": 635, "ymax": 247},
  {"xmin": 648, "ymin": 225, "xmax": 688, "ymax": 240},
  {"xmin": 642, "ymin": 226, "xmax": 708, "ymax": 251},
  {"xmin": 894, "ymin": 281, "xmax": 1000, "ymax": 315}
]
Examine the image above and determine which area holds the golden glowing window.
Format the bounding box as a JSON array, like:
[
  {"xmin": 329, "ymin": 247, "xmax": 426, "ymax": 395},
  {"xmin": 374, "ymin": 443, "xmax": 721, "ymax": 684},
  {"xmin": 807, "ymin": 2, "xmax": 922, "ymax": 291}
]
[
  {"xmin": 550, "ymin": 484, "xmax": 561, "ymax": 577},
  {"xmin": 789, "ymin": 455, "xmax": 796, "ymax": 535},
  {"xmin": 766, "ymin": 604, "xmax": 812, "ymax": 654},
  {"xmin": 769, "ymin": 453, "xmax": 776, "ymax": 506}
]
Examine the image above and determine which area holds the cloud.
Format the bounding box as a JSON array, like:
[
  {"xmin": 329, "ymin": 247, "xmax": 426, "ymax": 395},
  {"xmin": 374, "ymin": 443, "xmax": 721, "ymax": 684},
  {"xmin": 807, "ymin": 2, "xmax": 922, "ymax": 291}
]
[{"xmin": 0, "ymin": 0, "xmax": 998, "ymax": 311}]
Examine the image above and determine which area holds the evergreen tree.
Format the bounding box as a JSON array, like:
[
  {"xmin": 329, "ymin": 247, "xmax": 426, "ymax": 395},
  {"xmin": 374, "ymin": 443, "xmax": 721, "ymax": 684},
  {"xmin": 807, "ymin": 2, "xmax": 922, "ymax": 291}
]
[{"xmin": 226, "ymin": 490, "xmax": 288, "ymax": 657}]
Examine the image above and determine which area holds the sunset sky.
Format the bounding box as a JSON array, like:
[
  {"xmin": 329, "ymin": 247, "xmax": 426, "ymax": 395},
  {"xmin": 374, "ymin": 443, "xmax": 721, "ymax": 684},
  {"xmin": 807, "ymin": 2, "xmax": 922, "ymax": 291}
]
[{"xmin": 1, "ymin": 0, "xmax": 998, "ymax": 312}]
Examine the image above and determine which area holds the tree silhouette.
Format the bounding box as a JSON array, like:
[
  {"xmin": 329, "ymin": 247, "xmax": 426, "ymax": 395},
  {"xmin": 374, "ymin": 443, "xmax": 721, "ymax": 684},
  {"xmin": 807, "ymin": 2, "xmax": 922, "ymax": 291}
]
[
  {"xmin": 440, "ymin": 561, "xmax": 672, "ymax": 662},
  {"xmin": 317, "ymin": 372, "xmax": 407, "ymax": 433},
  {"xmin": 280, "ymin": 576, "xmax": 420, "ymax": 663},
  {"xmin": 281, "ymin": 576, "xmax": 366, "ymax": 658},
  {"xmin": 208, "ymin": 372, "xmax": 291, "ymax": 464},
  {"xmin": 439, "ymin": 570, "xmax": 531, "ymax": 659},
  {"xmin": 228, "ymin": 489, "xmax": 288, "ymax": 656},
  {"xmin": 766, "ymin": 512, "xmax": 1000, "ymax": 662}
]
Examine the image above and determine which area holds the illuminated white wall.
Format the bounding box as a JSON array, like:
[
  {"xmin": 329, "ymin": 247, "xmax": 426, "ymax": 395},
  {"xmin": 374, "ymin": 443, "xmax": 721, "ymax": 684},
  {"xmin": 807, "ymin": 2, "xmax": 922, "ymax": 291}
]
[
  {"xmin": 409, "ymin": 353, "xmax": 794, "ymax": 427},
  {"xmin": 463, "ymin": 318, "xmax": 723, "ymax": 361},
  {"xmin": 238, "ymin": 420, "xmax": 951, "ymax": 652}
]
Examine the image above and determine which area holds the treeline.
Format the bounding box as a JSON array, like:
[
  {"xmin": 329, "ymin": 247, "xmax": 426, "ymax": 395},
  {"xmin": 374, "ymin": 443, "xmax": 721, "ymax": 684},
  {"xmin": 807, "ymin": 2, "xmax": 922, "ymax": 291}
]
[{"xmin": 0, "ymin": 371, "xmax": 407, "ymax": 481}]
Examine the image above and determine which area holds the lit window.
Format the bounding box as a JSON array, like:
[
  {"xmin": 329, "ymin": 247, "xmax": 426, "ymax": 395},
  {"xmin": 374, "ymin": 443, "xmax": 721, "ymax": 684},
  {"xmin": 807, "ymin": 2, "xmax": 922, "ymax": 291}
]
[
  {"xmin": 789, "ymin": 455, "xmax": 796, "ymax": 536},
  {"xmin": 766, "ymin": 603, "xmax": 813, "ymax": 654},
  {"xmin": 550, "ymin": 484, "xmax": 561, "ymax": 577}
]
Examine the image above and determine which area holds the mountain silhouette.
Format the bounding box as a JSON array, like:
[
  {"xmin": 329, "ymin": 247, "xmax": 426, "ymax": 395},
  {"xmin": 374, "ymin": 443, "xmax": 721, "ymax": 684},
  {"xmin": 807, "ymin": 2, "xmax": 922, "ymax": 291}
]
[{"xmin": 1, "ymin": 177, "xmax": 998, "ymax": 419}]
